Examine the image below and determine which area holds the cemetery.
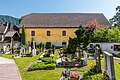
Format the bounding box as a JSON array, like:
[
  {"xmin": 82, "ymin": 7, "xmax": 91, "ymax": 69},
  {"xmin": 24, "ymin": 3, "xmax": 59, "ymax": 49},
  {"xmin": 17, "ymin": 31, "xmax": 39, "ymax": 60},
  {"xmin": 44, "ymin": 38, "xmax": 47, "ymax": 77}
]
[
  {"xmin": 0, "ymin": 10, "xmax": 120, "ymax": 80},
  {"xmin": 0, "ymin": 25, "xmax": 120, "ymax": 80}
]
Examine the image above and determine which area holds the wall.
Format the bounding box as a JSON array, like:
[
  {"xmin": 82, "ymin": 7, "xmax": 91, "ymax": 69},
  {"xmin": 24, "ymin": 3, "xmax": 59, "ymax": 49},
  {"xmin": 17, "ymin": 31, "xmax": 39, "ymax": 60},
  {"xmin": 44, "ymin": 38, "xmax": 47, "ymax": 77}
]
[
  {"xmin": 19, "ymin": 27, "xmax": 77, "ymax": 45},
  {"xmin": 87, "ymin": 43, "xmax": 120, "ymax": 54}
]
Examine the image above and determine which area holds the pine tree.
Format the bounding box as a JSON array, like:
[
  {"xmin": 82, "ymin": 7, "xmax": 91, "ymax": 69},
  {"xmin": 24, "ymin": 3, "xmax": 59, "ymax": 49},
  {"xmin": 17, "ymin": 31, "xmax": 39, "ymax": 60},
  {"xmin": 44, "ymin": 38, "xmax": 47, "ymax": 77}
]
[{"xmin": 21, "ymin": 25, "xmax": 26, "ymax": 45}]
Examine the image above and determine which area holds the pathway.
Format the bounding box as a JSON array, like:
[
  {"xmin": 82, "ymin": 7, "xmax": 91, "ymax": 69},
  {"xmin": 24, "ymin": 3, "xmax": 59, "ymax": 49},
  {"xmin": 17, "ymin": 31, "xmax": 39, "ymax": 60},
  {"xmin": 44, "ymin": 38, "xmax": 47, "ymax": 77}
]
[{"xmin": 0, "ymin": 57, "xmax": 21, "ymax": 80}]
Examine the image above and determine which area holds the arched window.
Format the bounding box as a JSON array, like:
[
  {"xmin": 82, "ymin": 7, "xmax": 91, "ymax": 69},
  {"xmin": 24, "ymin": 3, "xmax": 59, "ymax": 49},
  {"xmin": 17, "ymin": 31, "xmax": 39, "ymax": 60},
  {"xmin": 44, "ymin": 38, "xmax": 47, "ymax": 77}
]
[{"xmin": 31, "ymin": 31, "xmax": 35, "ymax": 36}]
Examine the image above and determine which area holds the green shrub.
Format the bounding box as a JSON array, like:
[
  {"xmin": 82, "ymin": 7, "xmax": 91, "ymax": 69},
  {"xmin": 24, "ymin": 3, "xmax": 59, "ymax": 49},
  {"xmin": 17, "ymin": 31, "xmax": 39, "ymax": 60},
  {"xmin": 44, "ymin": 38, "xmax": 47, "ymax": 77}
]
[
  {"xmin": 45, "ymin": 42, "xmax": 51, "ymax": 49},
  {"xmin": 84, "ymin": 74, "xmax": 108, "ymax": 80},
  {"xmin": 41, "ymin": 57, "xmax": 56, "ymax": 64},
  {"xmin": 88, "ymin": 49, "xmax": 94, "ymax": 54},
  {"xmin": 28, "ymin": 62, "xmax": 56, "ymax": 71},
  {"xmin": 83, "ymin": 65, "xmax": 108, "ymax": 80},
  {"xmin": 43, "ymin": 53, "xmax": 50, "ymax": 57}
]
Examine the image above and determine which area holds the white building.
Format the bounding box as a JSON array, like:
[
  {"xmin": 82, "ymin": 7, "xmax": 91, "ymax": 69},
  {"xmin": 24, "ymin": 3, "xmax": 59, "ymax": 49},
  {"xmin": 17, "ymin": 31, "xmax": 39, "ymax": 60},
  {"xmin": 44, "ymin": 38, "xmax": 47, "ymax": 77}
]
[{"xmin": 87, "ymin": 43, "xmax": 120, "ymax": 54}]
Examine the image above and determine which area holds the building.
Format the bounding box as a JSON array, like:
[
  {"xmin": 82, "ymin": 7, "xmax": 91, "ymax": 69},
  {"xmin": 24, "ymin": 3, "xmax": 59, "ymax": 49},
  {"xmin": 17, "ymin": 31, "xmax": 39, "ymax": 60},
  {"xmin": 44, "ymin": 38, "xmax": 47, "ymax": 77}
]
[
  {"xmin": 19, "ymin": 13, "xmax": 110, "ymax": 47},
  {"xmin": 0, "ymin": 22, "xmax": 20, "ymax": 53},
  {"xmin": 87, "ymin": 43, "xmax": 120, "ymax": 54}
]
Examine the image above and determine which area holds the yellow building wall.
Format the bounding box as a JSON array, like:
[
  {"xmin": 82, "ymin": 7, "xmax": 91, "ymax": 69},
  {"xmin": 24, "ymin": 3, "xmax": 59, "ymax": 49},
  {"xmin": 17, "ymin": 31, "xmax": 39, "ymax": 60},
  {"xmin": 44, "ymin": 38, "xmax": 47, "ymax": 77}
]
[{"xmin": 19, "ymin": 27, "xmax": 77, "ymax": 43}]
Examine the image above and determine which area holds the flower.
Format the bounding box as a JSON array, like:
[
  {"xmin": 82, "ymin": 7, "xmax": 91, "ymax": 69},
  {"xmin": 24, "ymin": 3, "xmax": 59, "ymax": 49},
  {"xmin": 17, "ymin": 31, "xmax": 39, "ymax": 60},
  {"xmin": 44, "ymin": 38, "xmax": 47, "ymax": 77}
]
[{"xmin": 70, "ymin": 71, "xmax": 80, "ymax": 79}]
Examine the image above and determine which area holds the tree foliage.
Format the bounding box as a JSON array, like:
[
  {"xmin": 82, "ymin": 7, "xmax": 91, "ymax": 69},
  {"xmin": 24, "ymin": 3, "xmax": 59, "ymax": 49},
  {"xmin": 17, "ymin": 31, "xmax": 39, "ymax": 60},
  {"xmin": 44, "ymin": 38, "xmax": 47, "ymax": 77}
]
[
  {"xmin": 92, "ymin": 27, "xmax": 120, "ymax": 42},
  {"xmin": 67, "ymin": 25, "xmax": 90, "ymax": 52},
  {"xmin": 21, "ymin": 25, "xmax": 26, "ymax": 45},
  {"xmin": 45, "ymin": 42, "xmax": 51, "ymax": 49},
  {"xmin": 86, "ymin": 19, "xmax": 100, "ymax": 32},
  {"xmin": 110, "ymin": 6, "xmax": 120, "ymax": 27}
]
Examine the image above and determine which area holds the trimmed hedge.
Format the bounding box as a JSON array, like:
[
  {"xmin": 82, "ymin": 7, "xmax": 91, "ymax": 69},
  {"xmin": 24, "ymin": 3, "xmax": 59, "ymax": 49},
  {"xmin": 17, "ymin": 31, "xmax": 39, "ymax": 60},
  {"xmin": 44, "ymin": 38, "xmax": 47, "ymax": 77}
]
[{"xmin": 28, "ymin": 62, "xmax": 56, "ymax": 71}]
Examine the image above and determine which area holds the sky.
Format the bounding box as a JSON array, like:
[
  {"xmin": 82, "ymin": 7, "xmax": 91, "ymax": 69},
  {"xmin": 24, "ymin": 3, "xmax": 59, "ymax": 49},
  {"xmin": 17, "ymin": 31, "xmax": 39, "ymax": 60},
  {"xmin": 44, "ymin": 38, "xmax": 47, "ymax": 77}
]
[{"xmin": 0, "ymin": 0, "xmax": 119, "ymax": 20}]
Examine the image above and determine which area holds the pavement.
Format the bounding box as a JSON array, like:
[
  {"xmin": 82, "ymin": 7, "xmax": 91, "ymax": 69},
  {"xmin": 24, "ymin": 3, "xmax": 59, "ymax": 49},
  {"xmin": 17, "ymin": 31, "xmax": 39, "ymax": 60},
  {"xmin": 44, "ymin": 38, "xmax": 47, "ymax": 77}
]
[{"xmin": 0, "ymin": 57, "xmax": 21, "ymax": 80}]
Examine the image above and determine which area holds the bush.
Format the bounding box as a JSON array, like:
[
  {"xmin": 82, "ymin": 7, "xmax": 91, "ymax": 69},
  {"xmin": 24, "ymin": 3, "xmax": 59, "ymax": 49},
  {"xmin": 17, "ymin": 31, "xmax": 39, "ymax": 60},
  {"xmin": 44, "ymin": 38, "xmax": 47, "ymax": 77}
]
[
  {"xmin": 41, "ymin": 57, "xmax": 56, "ymax": 64},
  {"xmin": 83, "ymin": 65, "xmax": 108, "ymax": 80},
  {"xmin": 43, "ymin": 53, "xmax": 50, "ymax": 57},
  {"xmin": 45, "ymin": 42, "xmax": 51, "ymax": 49},
  {"xmin": 28, "ymin": 62, "xmax": 56, "ymax": 71}
]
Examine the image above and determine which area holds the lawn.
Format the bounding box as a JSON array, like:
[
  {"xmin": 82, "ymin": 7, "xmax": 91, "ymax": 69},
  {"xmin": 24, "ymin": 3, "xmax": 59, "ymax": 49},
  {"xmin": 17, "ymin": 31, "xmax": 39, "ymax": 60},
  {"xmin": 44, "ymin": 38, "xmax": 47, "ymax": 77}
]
[
  {"xmin": 15, "ymin": 50, "xmax": 63, "ymax": 80},
  {"xmin": 0, "ymin": 54, "xmax": 13, "ymax": 59},
  {"xmin": 0, "ymin": 51, "xmax": 120, "ymax": 80}
]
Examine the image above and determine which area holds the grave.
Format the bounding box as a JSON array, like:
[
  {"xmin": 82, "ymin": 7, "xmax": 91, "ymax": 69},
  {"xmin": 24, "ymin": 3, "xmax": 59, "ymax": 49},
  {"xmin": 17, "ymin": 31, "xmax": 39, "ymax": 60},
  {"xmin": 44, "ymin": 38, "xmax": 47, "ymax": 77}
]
[
  {"xmin": 103, "ymin": 51, "xmax": 116, "ymax": 80},
  {"xmin": 94, "ymin": 46, "xmax": 102, "ymax": 73},
  {"xmin": 83, "ymin": 51, "xmax": 87, "ymax": 66},
  {"xmin": 32, "ymin": 41, "xmax": 36, "ymax": 56}
]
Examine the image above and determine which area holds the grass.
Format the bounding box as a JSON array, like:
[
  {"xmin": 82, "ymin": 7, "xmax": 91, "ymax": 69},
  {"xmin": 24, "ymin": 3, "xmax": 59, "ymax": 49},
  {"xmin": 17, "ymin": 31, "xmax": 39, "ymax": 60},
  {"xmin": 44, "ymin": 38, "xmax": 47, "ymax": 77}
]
[
  {"xmin": 15, "ymin": 51, "xmax": 63, "ymax": 80},
  {"xmin": 0, "ymin": 51, "xmax": 120, "ymax": 80},
  {"xmin": 0, "ymin": 54, "xmax": 13, "ymax": 59}
]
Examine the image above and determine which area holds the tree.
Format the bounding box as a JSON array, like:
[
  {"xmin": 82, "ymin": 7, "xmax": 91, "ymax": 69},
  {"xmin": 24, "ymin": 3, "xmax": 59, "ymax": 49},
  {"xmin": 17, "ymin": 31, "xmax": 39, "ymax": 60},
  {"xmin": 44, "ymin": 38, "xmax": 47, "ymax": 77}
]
[
  {"xmin": 19, "ymin": 16, "xmax": 24, "ymax": 24},
  {"xmin": 86, "ymin": 19, "xmax": 100, "ymax": 32},
  {"xmin": 67, "ymin": 25, "xmax": 90, "ymax": 52},
  {"xmin": 109, "ymin": 6, "xmax": 120, "ymax": 27},
  {"xmin": 21, "ymin": 25, "xmax": 26, "ymax": 45},
  {"xmin": 67, "ymin": 37, "xmax": 78, "ymax": 52},
  {"xmin": 45, "ymin": 42, "xmax": 51, "ymax": 49},
  {"xmin": 74, "ymin": 25, "xmax": 86, "ymax": 45},
  {"xmin": 92, "ymin": 27, "xmax": 120, "ymax": 42}
]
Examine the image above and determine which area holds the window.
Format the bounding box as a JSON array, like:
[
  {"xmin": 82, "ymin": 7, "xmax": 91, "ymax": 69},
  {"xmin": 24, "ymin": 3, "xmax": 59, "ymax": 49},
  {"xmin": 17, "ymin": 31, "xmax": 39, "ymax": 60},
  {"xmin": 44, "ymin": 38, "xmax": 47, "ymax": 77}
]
[
  {"xmin": 62, "ymin": 42, "xmax": 66, "ymax": 45},
  {"xmin": 62, "ymin": 31, "xmax": 66, "ymax": 36},
  {"xmin": 47, "ymin": 31, "xmax": 51, "ymax": 36},
  {"xmin": 90, "ymin": 44, "xmax": 94, "ymax": 49},
  {"xmin": 31, "ymin": 31, "xmax": 35, "ymax": 36},
  {"xmin": 114, "ymin": 45, "xmax": 120, "ymax": 51}
]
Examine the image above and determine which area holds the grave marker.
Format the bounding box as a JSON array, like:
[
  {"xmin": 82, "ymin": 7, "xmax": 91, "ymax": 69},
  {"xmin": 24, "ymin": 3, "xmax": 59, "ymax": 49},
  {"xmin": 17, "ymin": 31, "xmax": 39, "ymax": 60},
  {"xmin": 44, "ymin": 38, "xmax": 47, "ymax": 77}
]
[
  {"xmin": 83, "ymin": 51, "xmax": 87, "ymax": 66},
  {"xmin": 103, "ymin": 51, "xmax": 116, "ymax": 80}
]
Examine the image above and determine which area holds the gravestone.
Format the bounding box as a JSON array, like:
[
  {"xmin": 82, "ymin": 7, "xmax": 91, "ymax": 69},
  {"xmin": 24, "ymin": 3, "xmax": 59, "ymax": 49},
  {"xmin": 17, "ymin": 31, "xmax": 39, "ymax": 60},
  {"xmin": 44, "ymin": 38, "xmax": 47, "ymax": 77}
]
[
  {"xmin": 29, "ymin": 47, "xmax": 31, "ymax": 53},
  {"xmin": 83, "ymin": 51, "xmax": 87, "ymax": 66},
  {"xmin": 103, "ymin": 51, "xmax": 116, "ymax": 80},
  {"xmin": 76, "ymin": 46, "xmax": 81, "ymax": 60},
  {"xmin": 20, "ymin": 48, "xmax": 24, "ymax": 57},
  {"xmin": 95, "ymin": 46, "xmax": 102, "ymax": 73},
  {"xmin": 32, "ymin": 41, "xmax": 36, "ymax": 56}
]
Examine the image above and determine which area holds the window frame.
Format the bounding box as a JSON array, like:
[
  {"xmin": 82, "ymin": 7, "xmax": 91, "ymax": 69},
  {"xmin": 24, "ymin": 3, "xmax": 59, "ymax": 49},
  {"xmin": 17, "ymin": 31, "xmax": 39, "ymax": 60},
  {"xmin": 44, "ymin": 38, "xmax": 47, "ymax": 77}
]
[
  {"xmin": 31, "ymin": 30, "xmax": 36, "ymax": 36},
  {"xmin": 46, "ymin": 31, "xmax": 51, "ymax": 36},
  {"xmin": 62, "ymin": 30, "xmax": 66, "ymax": 36}
]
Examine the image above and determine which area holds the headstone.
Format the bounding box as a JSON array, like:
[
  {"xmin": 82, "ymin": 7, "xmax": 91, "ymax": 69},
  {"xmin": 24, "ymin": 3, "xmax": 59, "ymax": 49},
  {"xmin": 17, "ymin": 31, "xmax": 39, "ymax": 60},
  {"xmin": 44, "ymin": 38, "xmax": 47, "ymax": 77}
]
[
  {"xmin": 76, "ymin": 46, "xmax": 81, "ymax": 59},
  {"xmin": 95, "ymin": 46, "xmax": 102, "ymax": 73},
  {"xmin": 32, "ymin": 41, "xmax": 36, "ymax": 56},
  {"xmin": 83, "ymin": 51, "xmax": 87, "ymax": 66},
  {"xmin": 103, "ymin": 51, "xmax": 116, "ymax": 80},
  {"xmin": 29, "ymin": 47, "xmax": 31, "ymax": 53}
]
